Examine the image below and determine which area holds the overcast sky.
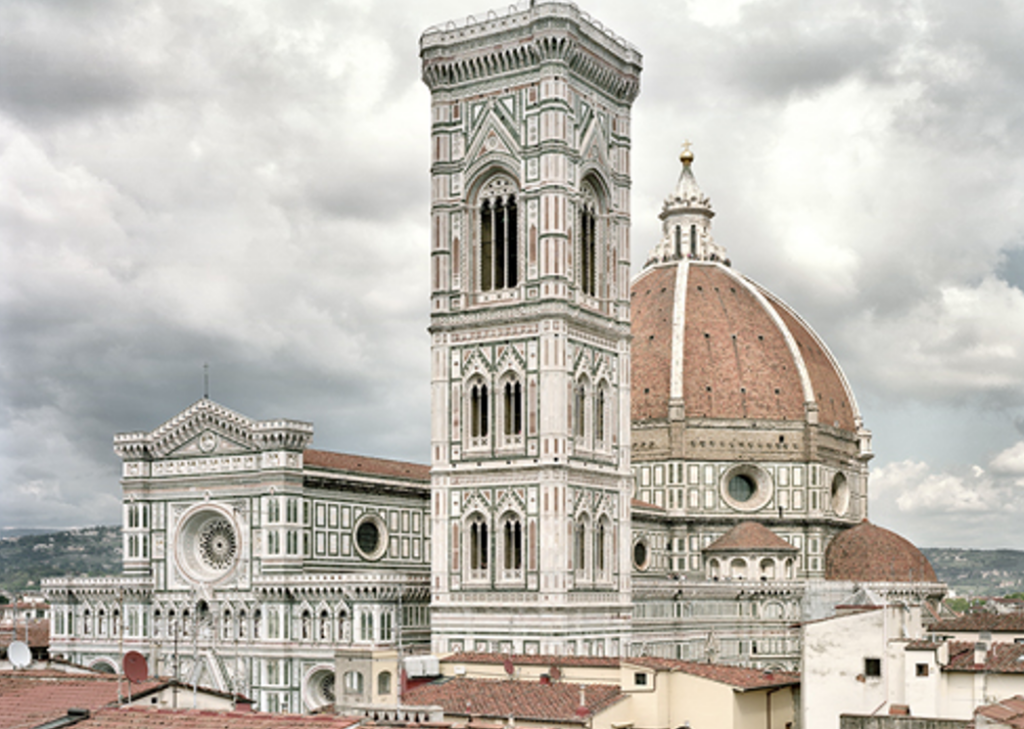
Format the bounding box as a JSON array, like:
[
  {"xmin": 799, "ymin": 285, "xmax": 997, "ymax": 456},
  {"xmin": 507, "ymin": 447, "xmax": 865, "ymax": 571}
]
[{"xmin": 2, "ymin": 0, "xmax": 1023, "ymax": 549}]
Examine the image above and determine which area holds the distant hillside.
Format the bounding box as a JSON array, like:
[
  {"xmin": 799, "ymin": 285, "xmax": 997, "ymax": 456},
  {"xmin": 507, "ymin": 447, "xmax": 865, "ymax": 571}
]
[
  {"xmin": 922, "ymin": 548, "xmax": 1024, "ymax": 597},
  {"xmin": 0, "ymin": 526, "xmax": 122, "ymax": 595}
]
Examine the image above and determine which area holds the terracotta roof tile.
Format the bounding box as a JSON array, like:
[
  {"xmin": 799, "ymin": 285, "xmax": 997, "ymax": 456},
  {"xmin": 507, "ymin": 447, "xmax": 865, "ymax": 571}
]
[
  {"xmin": 625, "ymin": 657, "xmax": 799, "ymax": 690},
  {"xmin": 304, "ymin": 449, "xmax": 430, "ymax": 482},
  {"xmin": 929, "ymin": 613, "xmax": 1024, "ymax": 634},
  {"xmin": 0, "ymin": 619, "xmax": 49, "ymax": 648},
  {"xmin": 824, "ymin": 521, "xmax": 938, "ymax": 583},
  {"xmin": 704, "ymin": 522, "xmax": 798, "ymax": 552},
  {"xmin": 943, "ymin": 641, "xmax": 1024, "ymax": 673},
  {"xmin": 80, "ymin": 706, "xmax": 362, "ymax": 728},
  {"xmin": 631, "ymin": 498, "xmax": 664, "ymax": 511},
  {"xmin": 630, "ymin": 264, "xmax": 677, "ymax": 422},
  {"xmin": 402, "ymin": 676, "xmax": 623, "ymax": 723},
  {"xmin": 975, "ymin": 695, "xmax": 1024, "ymax": 728},
  {"xmin": 629, "ymin": 261, "xmax": 857, "ymax": 430},
  {"xmin": 0, "ymin": 670, "xmax": 164, "ymax": 729}
]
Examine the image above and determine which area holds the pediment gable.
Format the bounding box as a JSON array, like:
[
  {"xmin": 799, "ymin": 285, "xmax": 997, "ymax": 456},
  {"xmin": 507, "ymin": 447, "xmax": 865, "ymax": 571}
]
[
  {"xmin": 114, "ymin": 399, "xmax": 313, "ymax": 461},
  {"xmin": 466, "ymin": 107, "xmax": 520, "ymax": 163}
]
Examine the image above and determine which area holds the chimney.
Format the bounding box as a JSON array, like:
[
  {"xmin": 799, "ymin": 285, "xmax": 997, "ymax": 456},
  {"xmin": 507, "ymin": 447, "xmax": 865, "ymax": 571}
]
[{"xmin": 974, "ymin": 642, "xmax": 988, "ymax": 665}]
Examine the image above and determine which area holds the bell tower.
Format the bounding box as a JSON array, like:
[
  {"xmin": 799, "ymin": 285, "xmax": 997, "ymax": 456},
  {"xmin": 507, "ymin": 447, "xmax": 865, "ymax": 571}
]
[{"xmin": 421, "ymin": 3, "xmax": 641, "ymax": 656}]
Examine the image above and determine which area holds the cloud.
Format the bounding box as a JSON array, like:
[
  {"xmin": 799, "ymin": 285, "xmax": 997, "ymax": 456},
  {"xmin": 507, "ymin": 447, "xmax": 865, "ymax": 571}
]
[{"xmin": 869, "ymin": 450, "xmax": 1024, "ymax": 547}]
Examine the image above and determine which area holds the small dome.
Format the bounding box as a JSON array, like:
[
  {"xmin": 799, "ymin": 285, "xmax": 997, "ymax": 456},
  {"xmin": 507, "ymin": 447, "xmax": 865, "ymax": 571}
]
[
  {"xmin": 705, "ymin": 522, "xmax": 799, "ymax": 553},
  {"xmin": 825, "ymin": 521, "xmax": 937, "ymax": 583}
]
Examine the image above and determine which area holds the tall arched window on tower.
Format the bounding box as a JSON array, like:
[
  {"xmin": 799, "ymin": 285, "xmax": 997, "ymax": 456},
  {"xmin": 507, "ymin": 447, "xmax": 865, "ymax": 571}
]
[
  {"xmin": 674, "ymin": 226, "xmax": 682, "ymax": 258},
  {"xmin": 573, "ymin": 378, "xmax": 588, "ymax": 441},
  {"xmin": 595, "ymin": 516, "xmax": 612, "ymax": 581},
  {"xmin": 575, "ymin": 514, "xmax": 590, "ymax": 582},
  {"xmin": 595, "ymin": 382, "xmax": 608, "ymax": 450},
  {"xmin": 580, "ymin": 182, "xmax": 599, "ymax": 296},
  {"xmin": 467, "ymin": 514, "xmax": 489, "ymax": 582},
  {"xmin": 468, "ymin": 378, "xmax": 489, "ymax": 448},
  {"xmin": 690, "ymin": 224, "xmax": 698, "ymax": 257},
  {"xmin": 499, "ymin": 513, "xmax": 523, "ymax": 581},
  {"xmin": 478, "ymin": 175, "xmax": 518, "ymax": 292},
  {"xmin": 500, "ymin": 375, "xmax": 523, "ymax": 447}
]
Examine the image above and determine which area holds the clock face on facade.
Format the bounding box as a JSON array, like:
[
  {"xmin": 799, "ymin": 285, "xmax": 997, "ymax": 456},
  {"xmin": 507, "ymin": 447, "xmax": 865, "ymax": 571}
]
[{"xmin": 175, "ymin": 506, "xmax": 241, "ymax": 584}]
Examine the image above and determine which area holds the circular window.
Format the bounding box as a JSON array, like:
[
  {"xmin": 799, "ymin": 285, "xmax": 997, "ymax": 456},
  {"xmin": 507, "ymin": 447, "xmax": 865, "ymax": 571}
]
[
  {"xmin": 728, "ymin": 474, "xmax": 756, "ymax": 502},
  {"xmin": 175, "ymin": 506, "xmax": 241, "ymax": 584},
  {"xmin": 199, "ymin": 518, "xmax": 237, "ymax": 569},
  {"xmin": 720, "ymin": 465, "xmax": 773, "ymax": 512},
  {"xmin": 353, "ymin": 514, "xmax": 387, "ymax": 561},
  {"xmin": 633, "ymin": 539, "xmax": 649, "ymax": 570},
  {"xmin": 304, "ymin": 667, "xmax": 337, "ymax": 711},
  {"xmin": 831, "ymin": 473, "xmax": 850, "ymax": 516}
]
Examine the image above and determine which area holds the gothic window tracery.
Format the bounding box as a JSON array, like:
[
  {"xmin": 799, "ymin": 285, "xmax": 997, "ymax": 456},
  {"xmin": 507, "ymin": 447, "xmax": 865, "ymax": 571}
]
[
  {"xmin": 498, "ymin": 512, "xmax": 523, "ymax": 581},
  {"xmin": 468, "ymin": 378, "xmax": 489, "ymax": 448},
  {"xmin": 575, "ymin": 514, "xmax": 590, "ymax": 581},
  {"xmin": 579, "ymin": 180, "xmax": 602, "ymax": 297},
  {"xmin": 467, "ymin": 513, "xmax": 489, "ymax": 582},
  {"xmin": 596, "ymin": 516, "xmax": 612, "ymax": 580},
  {"xmin": 477, "ymin": 175, "xmax": 518, "ymax": 292}
]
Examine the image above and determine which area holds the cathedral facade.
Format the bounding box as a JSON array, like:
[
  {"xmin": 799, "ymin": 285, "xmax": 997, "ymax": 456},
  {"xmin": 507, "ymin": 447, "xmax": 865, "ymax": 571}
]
[{"xmin": 44, "ymin": 0, "xmax": 946, "ymax": 714}]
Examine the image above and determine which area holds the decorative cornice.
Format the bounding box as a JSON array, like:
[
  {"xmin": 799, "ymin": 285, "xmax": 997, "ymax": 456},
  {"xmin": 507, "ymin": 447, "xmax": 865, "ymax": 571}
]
[{"xmin": 421, "ymin": 2, "xmax": 641, "ymax": 104}]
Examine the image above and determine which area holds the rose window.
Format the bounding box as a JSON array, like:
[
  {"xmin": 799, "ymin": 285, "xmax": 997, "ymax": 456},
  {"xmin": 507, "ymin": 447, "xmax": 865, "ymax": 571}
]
[{"xmin": 199, "ymin": 518, "xmax": 237, "ymax": 569}]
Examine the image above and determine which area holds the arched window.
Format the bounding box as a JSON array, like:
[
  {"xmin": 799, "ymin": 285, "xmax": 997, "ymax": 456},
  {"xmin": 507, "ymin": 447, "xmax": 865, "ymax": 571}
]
[
  {"xmin": 760, "ymin": 558, "xmax": 776, "ymax": 581},
  {"xmin": 596, "ymin": 516, "xmax": 611, "ymax": 579},
  {"xmin": 319, "ymin": 610, "xmax": 330, "ymax": 641},
  {"xmin": 595, "ymin": 383, "xmax": 607, "ymax": 448},
  {"xmin": 468, "ymin": 515, "xmax": 489, "ymax": 580},
  {"xmin": 574, "ymin": 381, "xmax": 587, "ymax": 438},
  {"xmin": 690, "ymin": 224, "xmax": 697, "ymax": 257},
  {"xmin": 223, "ymin": 609, "xmax": 232, "ymax": 640},
  {"xmin": 502, "ymin": 379, "xmax": 523, "ymax": 438},
  {"xmin": 301, "ymin": 610, "xmax": 311, "ymax": 641},
  {"xmin": 238, "ymin": 610, "xmax": 247, "ymax": 639},
  {"xmin": 674, "ymin": 226, "xmax": 682, "ymax": 257},
  {"xmin": 730, "ymin": 558, "xmax": 747, "ymax": 580},
  {"xmin": 153, "ymin": 609, "xmax": 161, "ymax": 638},
  {"xmin": 378, "ymin": 671, "xmax": 392, "ymax": 695},
  {"xmin": 344, "ymin": 670, "xmax": 365, "ymax": 696},
  {"xmin": 478, "ymin": 176, "xmax": 518, "ymax": 292},
  {"xmin": 469, "ymin": 380, "xmax": 489, "ymax": 443},
  {"xmin": 575, "ymin": 516, "xmax": 589, "ymax": 578},
  {"xmin": 84, "ymin": 609, "xmax": 91, "ymax": 635},
  {"xmin": 500, "ymin": 514, "xmax": 523, "ymax": 579},
  {"xmin": 253, "ymin": 609, "xmax": 261, "ymax": 639},
  {"xmin": 580, "ymin": 202, "xmax": 597, "ymax": 296}
]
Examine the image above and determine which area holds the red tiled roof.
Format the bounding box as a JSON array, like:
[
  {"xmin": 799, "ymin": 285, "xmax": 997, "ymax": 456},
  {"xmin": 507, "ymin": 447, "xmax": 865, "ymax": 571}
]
[
  {"xmin": 79, "ymin": 706, "xmax": 362, "ymax": 728},
  {"xmin": 0, "ymin": 619, "xmax": 49, "ymax": 648},
  {"xmin": 824, "ymin": 521, "xmax": 938, "ymax": 583},
  {"xmin": 304, "ymin": 449, "xmax": 430, "ymax": 482},
  {"xmin": 928, "ymin": 613, "xmax": 1024, "ymax": 634},
  {"xmin": 975, "ymin": 695, "xmax": 1024, "ymax": 728},
  {"xmin": 402, "ymin": 676, "xmax": 623, "ymax": 723},
  {"xmin": 629, "ymin": 261, "xmax": 856, "ymax": 431},
  {"xmin": 443, "ymin": 652, "xmax": 620, "ymax": 668},
  {"xmin": 625, "ymin": 657, "xmax": 800, "ymax": 690},
  {"xmin": 0, "ymin": 670, "xmax": 164, "ymax": 729},
  {"xmin": 704, "ymin": 522, "xmax": 798, "ymax": 553},
  {"xmin": 943, "ymin": 641, "xmax": 1024, "ymax": 673}
]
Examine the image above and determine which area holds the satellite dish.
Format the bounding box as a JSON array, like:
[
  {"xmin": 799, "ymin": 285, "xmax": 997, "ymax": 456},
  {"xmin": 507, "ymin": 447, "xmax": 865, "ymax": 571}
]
[
  {"xmin": 8, "ymin": 640, "xmax": 31, "ymax": 669},
  {"xmin": 123, "ymin": 651, "xmax": 148, "ymax": 683}
]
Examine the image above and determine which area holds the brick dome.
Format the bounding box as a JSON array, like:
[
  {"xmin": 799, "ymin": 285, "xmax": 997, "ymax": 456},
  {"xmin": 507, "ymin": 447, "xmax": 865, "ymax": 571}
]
[
  {"xmin": 630, "ymin": 260, "xmax": 859, "ymax": 432},
  {"xmin": 824, "ymin": 520, "xmax": 938, "ymax": 582}
]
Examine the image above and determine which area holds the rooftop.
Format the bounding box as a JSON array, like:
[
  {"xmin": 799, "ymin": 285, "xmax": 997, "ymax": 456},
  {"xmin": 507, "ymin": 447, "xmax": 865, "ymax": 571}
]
[
  {"xmin": 929, "ymin": 613, "xmax": 1024, "ymax": 634},
  {"xmin": 626, "ymin": 656, "xmax": 800, "ymax": 690},
  {"xmin": 0, "ymin": 670, "xmax": 163, "ymax": 729},
  {"xmin": 304, "ymin": 449, "xmax": 431, "ymax": 483},
  {"xmin": 402, "ymin": 676, "xmax": 623, "ymax": 724}
]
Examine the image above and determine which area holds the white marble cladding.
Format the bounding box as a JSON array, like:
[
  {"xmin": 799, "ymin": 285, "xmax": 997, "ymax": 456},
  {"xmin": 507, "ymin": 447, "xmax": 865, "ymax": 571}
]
[{"xmin": 123, "ymin": 450, "xmax": 303, "ymax": 478}]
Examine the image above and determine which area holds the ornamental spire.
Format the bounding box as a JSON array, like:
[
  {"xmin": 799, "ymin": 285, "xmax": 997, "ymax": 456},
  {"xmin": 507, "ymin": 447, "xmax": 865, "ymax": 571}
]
[{"xmin": 644, "ymin": 144, "xmax": 728, "ymax": 268}]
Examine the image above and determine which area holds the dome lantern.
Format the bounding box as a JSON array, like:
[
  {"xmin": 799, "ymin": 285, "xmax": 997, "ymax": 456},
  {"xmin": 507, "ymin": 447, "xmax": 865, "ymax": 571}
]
[{"xmin": 645, "ymin": 143, "xmax": 728, "ymax": 267}]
